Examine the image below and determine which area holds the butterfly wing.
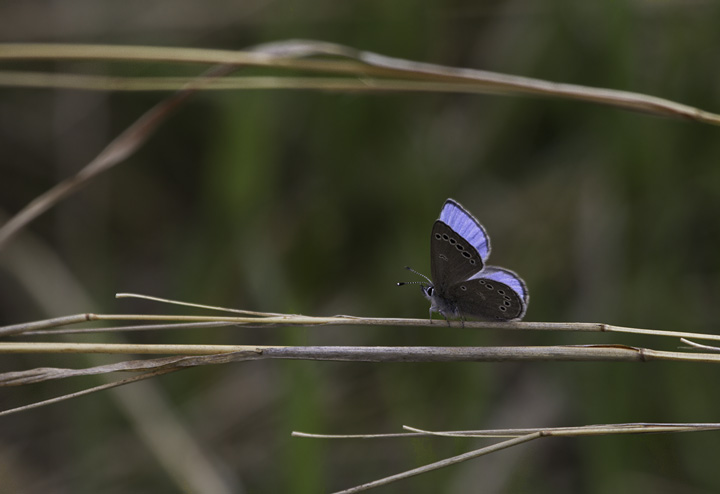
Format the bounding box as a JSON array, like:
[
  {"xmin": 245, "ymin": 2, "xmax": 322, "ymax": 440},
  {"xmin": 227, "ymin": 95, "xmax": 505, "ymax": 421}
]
[
  {"xmin": 430, "ymin": 221, "xmax": 485, "ymax": 292},
  {"xmin": 439, "ymin": 199, "xmax": 491, "ymax": 263},
  {"xmin": 471, "ymin": 266, "xmax": 528, "ymax": 305},
  {"xmin": 448, "ymin": 267, "xmax": 529, "ymax": 320}
]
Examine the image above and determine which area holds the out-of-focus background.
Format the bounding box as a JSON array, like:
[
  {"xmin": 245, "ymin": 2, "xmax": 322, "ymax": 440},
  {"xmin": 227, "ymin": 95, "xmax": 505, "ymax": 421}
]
[{"xmin": 1, "ymin": 2, "xmax": 720, "ymax": 493}]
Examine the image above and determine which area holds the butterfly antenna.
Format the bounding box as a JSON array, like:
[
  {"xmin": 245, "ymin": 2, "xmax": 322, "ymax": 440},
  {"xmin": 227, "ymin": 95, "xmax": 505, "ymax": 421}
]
[{"xmin": 396, "ymin": 266, "xmax": 432, "ymax": 286}]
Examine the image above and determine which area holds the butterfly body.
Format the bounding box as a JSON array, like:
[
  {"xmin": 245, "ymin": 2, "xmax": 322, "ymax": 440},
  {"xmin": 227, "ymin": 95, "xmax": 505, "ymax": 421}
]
[{"xmin": 402, "ymin": 199, "xmax": 529, "ymax": 322}]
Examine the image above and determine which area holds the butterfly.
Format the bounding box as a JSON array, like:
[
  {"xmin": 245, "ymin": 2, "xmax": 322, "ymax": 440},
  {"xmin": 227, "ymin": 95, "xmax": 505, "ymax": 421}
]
[{"xmin": 398, "ymin": 198, "xmax": 529, "ymax": 322}]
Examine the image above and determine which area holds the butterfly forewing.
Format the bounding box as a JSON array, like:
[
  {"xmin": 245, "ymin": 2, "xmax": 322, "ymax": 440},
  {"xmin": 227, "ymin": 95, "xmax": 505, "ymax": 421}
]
[
  {"xmin": 439, "ymin": 199, "xmax": 491, "ymax": 263},
  {"xmin": 430, "ymin": 221, "xmax": 485, "ymax": 291}
]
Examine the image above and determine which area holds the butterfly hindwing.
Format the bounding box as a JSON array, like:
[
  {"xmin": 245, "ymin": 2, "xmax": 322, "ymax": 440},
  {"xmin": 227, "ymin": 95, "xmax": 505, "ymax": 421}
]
[
  {"xmin": 430, "ymin": 221, "xmax": 485, "ymax": 291},
  {"xmin": 470, "ymin": 266, "xmax": 528, "ymax": 308},
  {"xmin": 447, "ymin": 269, "xmax": 527, "ymax": 321}
]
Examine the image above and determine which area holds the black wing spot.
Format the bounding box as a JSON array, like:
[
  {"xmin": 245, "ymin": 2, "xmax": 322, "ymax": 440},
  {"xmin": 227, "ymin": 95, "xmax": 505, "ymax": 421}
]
[
  {"xmin": 504, "ymin": 295, "xmax": 511, "ymax": 301},
  {"xmin": 442, "ymin": 234, "xmax": 449, "ymax": 240},
  {"xmin": 485, "ymin": 284, "xmax": 494, "ymax": 290},
  {"xmin": 469, "ymin": 259, "xmax": 476, "ymax": 265},
  {"xmin": 449, "ymin": 238, "xmax": 456, "ymax": 245},
  {"xmin": 435, "ymin": 233, "xmax": 442, "ymax": 240},
  {"xmin": 497, "ymin": 290, "xmax": 505, "ymax": 295},
  {"xmin": 503, "ymin": 300, "xmax": 511, "ymax": 307},
  {"xmin": 479, "ymin": 280, "xmax": 486, "ymax": 285},
  {"xmin": 499, "ymin": 306, "xmax": 507, "ymax": 311},
  {"xmin": 462, "ymin": 251, "xmax": 472, "ymax": 258},
  {"xmin": 460, "ymin": 285, "xmax": 467, "ymax": 291}
]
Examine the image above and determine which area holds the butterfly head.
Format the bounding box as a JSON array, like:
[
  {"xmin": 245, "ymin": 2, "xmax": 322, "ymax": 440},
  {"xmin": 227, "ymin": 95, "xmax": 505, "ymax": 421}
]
[
  {"xmin": 397, "ymin": 266, "xmax": 441, "ymax": 308},
  {"xmin": 420, "ymin": 284, "xmax": 435, "ymax": 301}
]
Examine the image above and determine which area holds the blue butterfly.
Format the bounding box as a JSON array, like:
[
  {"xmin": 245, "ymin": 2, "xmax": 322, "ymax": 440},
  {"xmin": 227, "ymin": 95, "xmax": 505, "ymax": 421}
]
[{"xmin": 399, "ymin": 199, "xmax": 529, "ymax": 322}]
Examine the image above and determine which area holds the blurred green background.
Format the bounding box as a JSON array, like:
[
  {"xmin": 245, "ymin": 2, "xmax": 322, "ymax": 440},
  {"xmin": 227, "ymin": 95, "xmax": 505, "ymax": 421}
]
[{"xmin": 1, "ymin": 1, "xmax": 720, "ymax": 493}]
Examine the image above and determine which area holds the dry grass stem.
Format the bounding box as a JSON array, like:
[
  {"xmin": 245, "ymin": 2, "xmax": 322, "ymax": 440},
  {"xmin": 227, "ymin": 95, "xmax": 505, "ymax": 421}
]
[
  {"xmin": 4, "ymin": 295, "xmax": 720, "ymax": 415},
  {"xmin": 680, "ymin": 338, "xmax": 720, "ymax": 352},
  {"xmin": 3, "ymin": 292, "xmax": 720, "ymax": 342},
  {"xmin": 293, "ymin": 421, "xmax": 720, "ymax": 440},
  {"xmin": 0, "ymin": 341, "xmax": 663, "ymax": 361},
  {"xmin": 3, "ymin": 343, "xmax": 720, "ymax": 389},
  {"xmin": 331, "ymin": 433, "xmax": 542, "ymax": 493},
  {"xmin": 0, "ymin": 41, "xmax": 718, "ymax": 125},
  {"xmin": 0, "ymin": 367, "xmax": 179, "ymax": 418},
  {"xmin": 296, "ymin": 422, "xmax": 720, "ymax": 493}
]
